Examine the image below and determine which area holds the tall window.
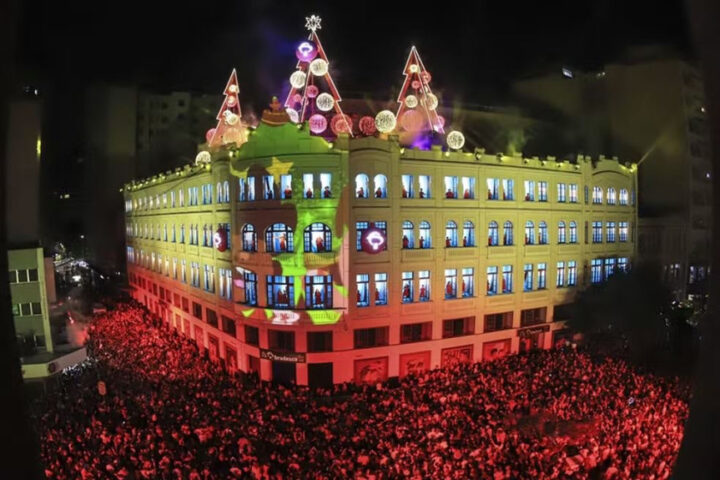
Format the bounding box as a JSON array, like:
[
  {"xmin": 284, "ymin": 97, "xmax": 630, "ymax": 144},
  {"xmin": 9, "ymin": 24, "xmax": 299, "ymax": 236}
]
[
  {"xmin": 524, "ymin": 180, "xmax": 535, "ymax": 201},
  {"xmin": 569, "ymin": 184, "xmax": 578, "ymax": 203},
  {"xmin": 619, "ymin": 221, "xmax": 628, "ymax": 242},
  {"xmin": 591, "ymin": 259, "xmax": 603, "ymax": 284},
  {"xmin": 401, "ymin": 174, "xmax": 414, "ymax": 198},
  {"xmin": 280, "ymin": 174, "xmax": 292, "ymax": 199},
  {"xmin": 503, "ymin": 221, "xmax": 513, "ymax": 246},
  {"xmin": 402, "ymin": 272, "xmax": 414, "ymax": 303},
  {"xmin": 525, "ymin": 221, "xmax": 535, "ymax": 245},
  {"xmin": 606, "ymin": 222, "xmax": 616, "ymax": 242},
  {"xmin": 171, "ymin": 225, "xmax": 176, "ymax": 243},
  {"xmin": 558, "ymin": 221, "xmax": 566, "ymax": 244},
  {"xmin": 304, "ymin": 223, "xmax": 332, "ymax": 253},
  {"xmin": 356, "ymin": 221, "xmax": 369, "ymax": 251},
  {"xmin": 537, "ymin": 263, "xmax": 547, "ymax": 289},
  {"xmin": 402, "ymin": 221, "xmax": 415, "ymax": 249},
  {"xmin": 247, "ymin": 177, "xmax": 255, "ymax": 201},
  {"xmin": 488, "ymin": 221, "xmax": 499, "ymax": 246},
  {"xmin": 487, "ymin": 266, "xmax": 498, "ymax": 295},
  {"xmin": 219, "ymin": 268, "xmax": 232, "ymax": 300},
  {"xmin": 266, "ymin": 223, "xmax": 293, "ymax": 253},
  {"xmin": 238, "ymin": 178, "xmax": 247, "ymax": 201},
  {"xmin": 619, "ymin": 188, "xmax": 629, "ymax": 206},
  {"xmin": 538, "ymin": 181, "xmax": 548, "ymax": 201},
  {"xmin": 524, "ymin": 264, "xmax": 533, "ymax": 292},
  {"xmin": 218, "ymin": 223, "xmax": 231, "ymax": 250},
  {"xmin": 487, "ymin": 178, "xmax": 499, "ymax": 200},
  {"xmin": 445, "ymin": 221, "xmax": 458, "ymax": 247},
  {"xmin": 569, "ymin": 221, "xmax": 578, "ymax": 243},
  {"xmin": 419, "ymin": 221, "xmax": 431, "ymax": 248},
  {"xmin": 306, "ymin": 275, "xmax": 332, "ymax": 309},
  {"xmin": 568, "ymin": 261, "xmax": 577, "ymax": 286},
  {"xmin": 263, "ymin": 175, "xmax": 275, "ymax": 200},
  {"xmin": 170, "ymin": 191, "xmax": 176, "ymax": 207},
  {"xmin": 444, "ymin": 176, "xmax": 458, "ymax": 198},
  {"xmin": 223, "ymin": 180, "xmax": 230, "ymax": 203},
  {"xmin": 375, "ymin": 273, "xmax": 388, "ymax": 305},
  {"xmin": 190, "ymin": 262, "xmax": 199, "ymax": 287},
  {"xmin": 605, "ymin": 258, "xmax": 616, "ymax": 279},
  {"xmin": 374, "ymin": 174, "xmax": 387, "ymax": 198},
  {"xmin": 592, "ymin": 221, "xmax": 602, "ymax": 243},
  {"xmin": 502, "ymin": 179, "xmax": 514, "ymax": 200},
  {"xmin": 618, "ymin": 257, "xmax": 629, "ymax": 272},
  {"xmin": 461, "ymin": 177, "xmax": 475, "ymax": 199},
  {"xmin": 538, "ymin": 221, "xmax": 548, "ymax": 244},
  {"xmin": 203, "ymin": 265, "xmax": 215, "ymax": 292},
  {"xmin": 592, "ymin": 186, "xmax": 603, "ymax": 204},
  {"xmin": 557, "ymin": 183, "xmax": 566, "ymax": 202},
  {"xmin": 584, "ymin": 185, "xmax": 589, "ymax": 204},
  {"xmin": 216, "ymin": 182, "xmax": 223, "ymax": 203},
  {"xmin": 267, "ymin": 275, "xmax": 294, "ymax": 308},
  {"xmin": 607, "ymin": 187, "xmax": 616, "ymax": 205},
  {"xmin": 242, "ymin": 224, "xmax": 257, "ymax": 251},
  {"xmin": 355, "ymin": 174, "xmax": 369, "ymax": 198},
  {"xmin": 181, "ymin": 260, "xmax": 187, "ymax": 284},
  {"xmin": 418, "ymin": 175, "xmax": 431, "ymax": 198},
  {"xmin": 203, "ymin": 184, "xmax": 213, "ymax": 204},
  {"xmin": 463, "ymin": 221, "xmax": 475, "ymax": 247},
  {"xmin": 320, "ymin": 173, "xmax": 332, "ymax": 198},
  {"xmin": 462, "ymin": 268, "xmax": 474, "ymax": 297},
  {"xmin": 556, "ymin": 261, "xmax": 565, "ymax": 287},
  {"xmin": 419, "ymin": 270, "xmax": 430, "ymax": 302},
  {"xmin": 238, "ymin": 268, "xmax": 257, "ymax": 306},
  {"xmin": 356, "ymin": 274, "xmax": 369, "ymax": 307},
  {"xmin": 303, "ymin": 173, "xmax": 314, "ymax": 198},
  {"xmin": 444, "ymin": 269, "xmax": 457, "ymax": 299},
  {"xmin": 502, "ymin": 265, "xmax": 513, "ymax": 293}
]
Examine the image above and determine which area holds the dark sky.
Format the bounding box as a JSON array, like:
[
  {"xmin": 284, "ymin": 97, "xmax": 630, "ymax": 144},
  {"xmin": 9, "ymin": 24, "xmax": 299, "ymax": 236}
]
[{"xmin": 18, "ymin": 0, "xmax": 692, "ymax": 105}]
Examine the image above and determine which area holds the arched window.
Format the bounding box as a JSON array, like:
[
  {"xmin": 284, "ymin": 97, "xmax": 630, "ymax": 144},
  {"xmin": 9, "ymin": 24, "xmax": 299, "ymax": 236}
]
[
  {"xmin": 558, "ymin": 221, "xmax": 566, "ymax": 244},
  {"xmin": 355, "ymin": 174, "xmax": 369, "ymax": 198},
  {"xmin": 217, "ymin": 182, "xmax": 223, "ymax": 203},
  {"xmin": 503, "ymin": 221, "xmax": 514, "ymax": 246},
  {"xmin": 265, "ymin": 223, "xmax": 293, "ymax": 253},
  {"xmin": 223, "ymin": 180, "xmax": 230, "ymax": 203},
  {"xmin": 607, "ymin": 187, "xmax": 616, "ymax": 205},
  {"xmin": 304, "ymin": 223, "xmax": 332, "ymax": 253},
  {"xmin": 488, "ymin": 221, "xmax": 498, "ymax": 246},
  {"xmin": 463, "ymin": 221, "xmax": 475, "ymax": 247},
  {"xmin": 419, "ymin": 221, "xmax": 431, "ymax": 248},
  {"xmin": 619, "ymin": 188, "xmax": 629, "ymax": 205},
  {"xmin": 525, "ymin": 221, "xmax": 535, "ymax": 245},
  {"xmin": 402, "ymin": 221, "xmax": 415, "ymax": 249},
  {"xmin": 445, "ymin": 221, "xmax": 458, "ymax": 247},
  {"xmin": 242, "ymin": 224, "xmax": 257, "ymax": 252},
  {"xmin": 538, "ymin": 221, "xmax": 548, "ymax": 244},
  {"xmin": 374, "ymin": 174, "xmax": 387, "ymax": 198},
  {"xmin": 569, "ymin": 221, "xmax": 578, "ymax": 243}
]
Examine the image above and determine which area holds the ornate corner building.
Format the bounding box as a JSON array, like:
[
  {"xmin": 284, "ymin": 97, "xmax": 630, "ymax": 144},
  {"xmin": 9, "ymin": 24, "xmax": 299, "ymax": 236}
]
[{"xmin": 123, "ymin": 108, "xmax": 637, "ymax": 387}]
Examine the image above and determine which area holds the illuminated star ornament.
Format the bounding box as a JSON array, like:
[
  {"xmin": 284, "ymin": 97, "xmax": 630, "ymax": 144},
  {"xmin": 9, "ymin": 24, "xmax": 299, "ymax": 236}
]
[{"xmin": 305, "ymin": 14, "xmax": 322, "ymax": 32}]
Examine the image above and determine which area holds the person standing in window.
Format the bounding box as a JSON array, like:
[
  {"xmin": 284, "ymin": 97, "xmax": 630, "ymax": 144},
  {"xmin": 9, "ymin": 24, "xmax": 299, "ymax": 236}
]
[
  {"xmin": 284, "ymin": 184, "xmax": 292, "ymax": 199},
  {"xmin": 357, "ymin": 185, "xmax": 364, "ymax": 197},
  {"xmin": 402, "ymin": 185, "xmax": 408, "ymax": 198},
  {"xmin": 464, "ymin": 188, "xmax": 471, "ymax": 199},
  {"xmin": 446, "ymin": 236, "xmax": 451, "ymax": 247},
  {"xmin": 402, "ymin": 283, "xmax": 411, "ymax": 301},
  {"xmin": 419, "ymin": 236, "xmax": 425, "ymax": 248},
  {"xmin": 402, "ymin": 235, "xmax": 410, "ymax": 249},
  {"xmin": 306, "ymin": 187, "xmax": 313, "ymax": 199},
  {"xmin": 446, "ymin": 188, "xmax": 454, "ymax": 199},
  {"xmin": 419, "ymin": 188, "xmax": 425, "ymax": 198},
  {"xmin": 315, "ymin": 235, "xmax": 324, "ymax": 252},
  {"xmin": 279, "ymin": 234, "xmax": 287, "ymax": 252},
  {"xmin": 419, "ymin": 283, "xmax": 427, "ymax": 301},
  {"xmin": 375, "ymin": 186, "xmax": 383, "ymax": 198},
  {"xmin": 323, "ymin": 185, "xmax": 331, "ymax": 198}
]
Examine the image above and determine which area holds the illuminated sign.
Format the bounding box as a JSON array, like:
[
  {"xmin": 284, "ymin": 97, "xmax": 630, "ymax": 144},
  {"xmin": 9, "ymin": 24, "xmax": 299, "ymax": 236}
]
[
  {"xmin": 260, "ymin": 349, "xmax": 306, "ymax": 363},
  {"xmin": 295, "ymin": 40, "xmax": 318, "ymax": 62},
  {"xmin": 361, "ymin": 227, "xmax": 386, "ymax": 254},
  {"xmin": 269, "ymin": 310, "xmax": 300, "ymax": 325},
  {"xmin": 214, "ymin": 228, "xmax": 228, "ymax": 252}
]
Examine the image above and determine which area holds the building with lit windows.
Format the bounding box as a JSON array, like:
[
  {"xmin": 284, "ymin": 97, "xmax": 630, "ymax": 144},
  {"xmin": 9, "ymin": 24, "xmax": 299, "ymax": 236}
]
[{"xmin": 123, "ymin": 102, "xmax": 637, "ymax": 387}]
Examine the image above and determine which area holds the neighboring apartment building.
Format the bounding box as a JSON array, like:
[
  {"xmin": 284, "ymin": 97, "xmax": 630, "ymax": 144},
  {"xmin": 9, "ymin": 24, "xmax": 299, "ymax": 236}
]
[{"xmin": 124, "ymin": 107, "xmax": 636, "ymax": 387}]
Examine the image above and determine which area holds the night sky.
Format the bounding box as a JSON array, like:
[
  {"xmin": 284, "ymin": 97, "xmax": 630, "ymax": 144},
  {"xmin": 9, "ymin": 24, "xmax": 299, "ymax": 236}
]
[{"xmin": 18, "ymin": 0, "xmax": 692, "ymax": 106}]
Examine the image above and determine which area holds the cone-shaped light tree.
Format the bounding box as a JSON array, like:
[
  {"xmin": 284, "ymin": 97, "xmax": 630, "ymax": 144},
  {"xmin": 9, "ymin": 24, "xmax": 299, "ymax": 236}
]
[
  {"xmin": 395, "ymin": 46, "xmax": 445, "ymax": 136},
  {"xmin": 284, "ymin": 15, "xmax": 353, "ymax": 138},
  {"xmin": 207, "ymin": 68, "xmax": 247, "ymax": 148}
]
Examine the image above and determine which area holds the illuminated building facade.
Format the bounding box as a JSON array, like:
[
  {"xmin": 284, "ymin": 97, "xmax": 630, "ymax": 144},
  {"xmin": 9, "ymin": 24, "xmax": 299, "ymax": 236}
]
[{"xmin": 124, "ymin": 106, "xmax": 637, "ymax": 386}]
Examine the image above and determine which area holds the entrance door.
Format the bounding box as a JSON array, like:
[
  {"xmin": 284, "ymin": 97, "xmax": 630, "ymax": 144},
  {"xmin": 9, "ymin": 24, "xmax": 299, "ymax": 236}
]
[
  {"xmin": 308, "ymin": 363, "xmax": 333, "ymax": 389},
  {"xmin": 272, "ymin": 361, "xmax": 296, "ymax": 386}
]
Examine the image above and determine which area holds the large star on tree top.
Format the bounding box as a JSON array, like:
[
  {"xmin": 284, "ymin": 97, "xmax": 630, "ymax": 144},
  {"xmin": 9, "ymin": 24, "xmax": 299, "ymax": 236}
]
[{"xmin": 305, "ymin": 15, "xmax": 322, "ymax": 32}]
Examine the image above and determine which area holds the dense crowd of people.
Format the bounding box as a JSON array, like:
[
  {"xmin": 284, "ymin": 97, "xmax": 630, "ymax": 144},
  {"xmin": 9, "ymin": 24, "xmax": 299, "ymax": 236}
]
[{"xmin": 37, "ymin": 301, "xmax": 689, "ymax": 479}]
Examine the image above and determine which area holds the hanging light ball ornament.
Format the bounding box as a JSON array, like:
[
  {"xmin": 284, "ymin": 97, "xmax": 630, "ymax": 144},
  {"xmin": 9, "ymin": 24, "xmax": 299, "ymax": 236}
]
[
  {"xmin": 421, "ymin": 71, "xmax": 432, "ymax": 84},
  {"xmin": 446, "ymin": 130, "xmax": 465, "ymax": 150},
  {"xmin": 227, "ymin": 95, "xmax": 237, "ymax": 107},
  {"xmin": 286, "ymin": 108, "xmax": 299, "ymax": 124},
  {"xmin": 228, "ymin": 84, "xmax": 239, "ymax": 94},
  {"xmin": 295, "ymin": 40, "xmax": 318, "ymax": 62},
  {"xmin": 223, "ymin": 110, "xmax": 239, "ymax": 126},
  {"xmin": 405, "ymin": 95, "xmax": 418, "ymax": 108},
  {"xmin": 359, "ymin": 116, "xmax": 377, "ymax": 136},
  {"xmin": 426, "ymin": 93, "xmax": 439, "ymax": 111},
  {"xmin": 411, "ymin": 80, "xmax": 421, "ymax": 90},
  {"xmin": 222, "ymin": 127, "xmax": 243, "ymax": 145},
  {"xmin": 400, "ymin": 110, "xmax": 423, "ymax": 132},
  {"xmin": 409, "ymin": 64, "xmax": 419, "ymax": 74},
  {"xmin": 309, "ymin": 114, "xmax": 328, "ymax": 134},
  {"xmin": 374, "ymin": 110, "xmax": 397, "ymax": 133},
  {"xmin": 205, "ymin": 128, "xmax": 216, "ymax": 143},
  {"xmin": 309, "ymin": 58, "xmax": 329, "ymax": 76},
  {"xmin": 306, "ymin": 85, "xmax": 319, "ymax": 98},
  {"xmin": 195, "ymin": 151, "xmax": 211, "ymax": 165},
  {"xmin": 290, "ymin": 70, "xmax": 307, "ymax": 89},
  {"xmin": 292, "ymin": 93, "xmax": 303, "ymax": 104},
  {"xmin": 315, "ymin": 93, "xmax": 334, "ymax": 112},
  {"xmin": 331, "ymin": 113, "xmax": 353, "ymax": 135}
]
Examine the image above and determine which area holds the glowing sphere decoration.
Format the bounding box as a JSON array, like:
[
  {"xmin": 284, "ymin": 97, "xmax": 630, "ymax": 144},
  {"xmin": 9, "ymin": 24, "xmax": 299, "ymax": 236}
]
[
  {"xmin": 374, "ymin": 110, "xmax": 397, "ymax": 133},
  {"xmin": 205, "ymin": 128, "xmax": 216, "ymax": 143},
  {"xmin": 309, "ymin": 58, "xmax": 329, "ymax": 76},
  {"xmin": 330, "ymin": 113, "xmax": 352, "ymax": 135},
  {"xmin": 405, "ymin": 94, "xmax": 418, "ymax": 108},
  {"xmin": 360, "ymin": 227, "xmax": 387, "ymax": 254},
  {"xmin": 400, "ymin": 110, "xmax": 423, "ymax": 132},
  {"xmin": 214, "ymin": 228, "xmax": 228, "ymax": 252},
  {"xmin": 223, "ymin": 111, "xmax": 239, "ymax": 126},
  {"xmin": 286, "ymin": 108, "xmax": 299, "ymax": 124},
  {"xmin": 421, "ymin": 71, "xmax": 432, "ymax": 84},
  {"xmin": 446, "ymin": 130, "xmax": 466, "ymax": 150},
  {"xmin": 409, "ymin": 64, "xmax": 419, "ymax": 73},
  {"xmin": 290, "ymin": 70, "xmax": 307, "ymax": 89},
  {"xmin": 228, "ymin": 84, "xmax": 239, "ymax": 94},
  {"xmin": 227, "ymin": 95, "xmax": 237, "ymax": 107},
  {"xmin": 292, "ymin": 93, "xmax": 303, "ymax": 104},
  {"xmin": 295, "ymin": 40, "xmax": 318, "ymax": 62},
  {"xmin": 426, "ymin": 93, "xmax": 439, "ymax": 111},
  {"xmin": 359, "ymin": 116, "xmax": 377, "ymax": 136},
  {"xmin": 195, "ymin": 150, "xmax": 211, "ymax": 165},
  {"xmin": 306, "ymin": 85, "xmax": 319, "ymax": 98},
  {"xmin": 309, "ymin": 114, "xmax": 328, "ymax": 134},
  {"xmin": 315, "ymin": 93, "xmax": 334, "ymax": 112}
]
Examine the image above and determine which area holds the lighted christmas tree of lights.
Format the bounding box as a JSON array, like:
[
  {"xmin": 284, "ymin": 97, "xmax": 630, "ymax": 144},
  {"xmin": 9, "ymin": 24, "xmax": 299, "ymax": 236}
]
[
  {"xmin": 208, "ymin": 68, "xmax": 247, "ymax": 148},
  {"xmin": 284, "ymin": 15, "xmax": 353, "ymax": 138},
  {"xmin": 395, "ymin": 46, "xmax": 445, "ymax": 136}
]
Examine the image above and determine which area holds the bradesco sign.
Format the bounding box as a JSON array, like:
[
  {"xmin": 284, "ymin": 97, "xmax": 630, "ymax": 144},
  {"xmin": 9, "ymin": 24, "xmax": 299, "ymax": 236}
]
[{"xmin": 260, "ymin": 349, "xmax": 307, "ymax": 363}]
